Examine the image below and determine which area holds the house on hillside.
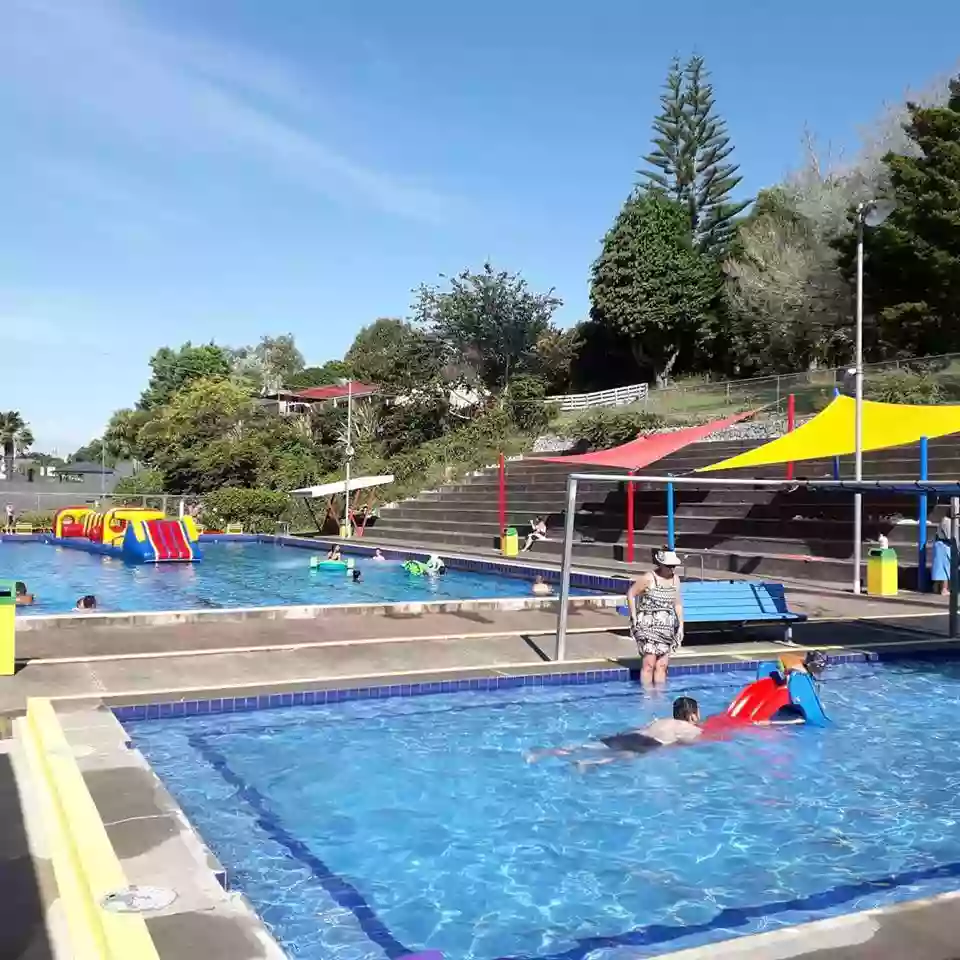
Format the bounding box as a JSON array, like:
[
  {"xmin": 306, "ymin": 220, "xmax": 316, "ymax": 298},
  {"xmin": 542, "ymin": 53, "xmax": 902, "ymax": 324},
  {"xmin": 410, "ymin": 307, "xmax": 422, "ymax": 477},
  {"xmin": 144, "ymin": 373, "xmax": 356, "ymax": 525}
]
[
  {"xmin": 259, "ymin": 379, "xmax": 487, "ymax": 418},
  {"xmin": 258, "ymin": 381, "xmax": 380, "ymax": 416}
]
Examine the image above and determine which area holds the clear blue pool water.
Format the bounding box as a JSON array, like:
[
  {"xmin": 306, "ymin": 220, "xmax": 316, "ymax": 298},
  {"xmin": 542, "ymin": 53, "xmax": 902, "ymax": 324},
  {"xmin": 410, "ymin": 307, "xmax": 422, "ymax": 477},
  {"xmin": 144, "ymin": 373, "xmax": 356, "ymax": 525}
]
[
  {"xmin": 129, "ymin": 659, "xmax": 960, "ymax": 960},
  {"xmin": 0, "ymin": 540, "xmax": 587, "ymax": 615}
]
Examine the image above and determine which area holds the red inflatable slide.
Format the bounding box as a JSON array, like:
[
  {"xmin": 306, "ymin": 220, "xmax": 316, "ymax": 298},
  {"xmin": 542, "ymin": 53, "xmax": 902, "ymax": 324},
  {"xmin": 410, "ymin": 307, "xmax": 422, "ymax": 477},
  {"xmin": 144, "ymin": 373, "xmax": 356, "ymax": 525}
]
[{"xmin": 702, "ymin": 675, "xmax": 791, "ymax": 733}]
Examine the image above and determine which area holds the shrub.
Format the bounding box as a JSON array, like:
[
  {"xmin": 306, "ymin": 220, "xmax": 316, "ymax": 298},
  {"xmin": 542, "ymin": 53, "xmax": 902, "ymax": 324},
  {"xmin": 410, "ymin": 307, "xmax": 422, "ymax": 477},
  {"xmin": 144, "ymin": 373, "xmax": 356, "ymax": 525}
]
[
  {"xmin": 201, "ymin": 487, "xmax": 291, "ymax": 532},
  {"xmin": 865, "ymin": 370, "xmax": 942, "ymax": 405},
  {"xmin": 504, "ymin": 376, "xmax": 549, "ymax": 434},
  {"xmin": 15, "ymin": 510, "xmax": 54, "ymax": 531},
  {"xmin": 570, "ymin": 408, "xmax": 667, "ymax": 451},
  {"xmin": 113, "ymin": 469, "xmax": 166, "ymax": 496}
]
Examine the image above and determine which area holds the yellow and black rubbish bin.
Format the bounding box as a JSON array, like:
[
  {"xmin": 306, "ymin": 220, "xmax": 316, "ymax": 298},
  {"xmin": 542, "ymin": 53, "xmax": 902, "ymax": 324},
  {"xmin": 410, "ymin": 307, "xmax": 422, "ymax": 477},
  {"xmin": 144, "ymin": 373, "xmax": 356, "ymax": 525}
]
[
  {"xmin": 501, "ymin": 527, "xmax": 519, "ymax": 557},
  {"xmin": 866, "ymin": 547, "xmax": 898, "ymax": 596}
]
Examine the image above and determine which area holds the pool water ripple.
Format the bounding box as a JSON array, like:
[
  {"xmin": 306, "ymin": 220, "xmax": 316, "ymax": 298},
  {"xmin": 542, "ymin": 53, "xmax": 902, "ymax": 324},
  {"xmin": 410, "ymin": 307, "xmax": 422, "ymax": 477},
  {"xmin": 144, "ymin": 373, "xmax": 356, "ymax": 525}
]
[{"xmin": 128, "ymin": 660, "xmax": 960, "ymax": 960}]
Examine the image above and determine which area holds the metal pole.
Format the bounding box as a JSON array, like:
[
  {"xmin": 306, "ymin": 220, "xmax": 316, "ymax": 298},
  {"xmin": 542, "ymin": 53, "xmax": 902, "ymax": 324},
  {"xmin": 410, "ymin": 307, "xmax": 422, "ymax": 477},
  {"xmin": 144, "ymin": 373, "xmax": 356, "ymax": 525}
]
[
  {"xmin": 344, "ymin": 380, "xmax": 353, "ymax": 537},
  {"xmin": 950, "ymin": 497, "xmax": 959, "ymax": 639},
  {"xmin": 497, "ymin": 453, "xmax": 507, "ymax": 539},
  {"xmin": 626, "ymin": 472, "xmax": 635, "ymax": 564},
  {"xmin": 786, "ymin": 393, "xmax": 796, "ymax": 480},
  {"xmin": 666, "ymin": 481, "xmax": 676, "ymax": 550},
  {"xmin": 853, "ymin": 214, "xmax": 865, "ymax": 595},
  {"xmin": 918, "ymin": 436, "xmax": 928, "ymax": 592},
  {"xmin": 555, "ymin": 475, "xmax": 578, "ymax": 661},
  {"xmin": 832, "ymin": 387, "xmax": 841, "ymax": 481}
]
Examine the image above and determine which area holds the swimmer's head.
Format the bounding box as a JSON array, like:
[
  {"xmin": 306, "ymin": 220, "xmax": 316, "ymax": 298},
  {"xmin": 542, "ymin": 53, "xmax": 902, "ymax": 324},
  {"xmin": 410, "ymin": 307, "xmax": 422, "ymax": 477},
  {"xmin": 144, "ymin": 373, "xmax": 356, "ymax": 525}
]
[
  {"xmin": 804, "ymin": 651, "xmax": 828, "ymax": 677},
  {"xmin": 352, "ymin": 569, "xmax": 362, "ymax": 582},
  {"xmin": 673, "ymin": 696, "xmax": 700, "ymax": 724}
]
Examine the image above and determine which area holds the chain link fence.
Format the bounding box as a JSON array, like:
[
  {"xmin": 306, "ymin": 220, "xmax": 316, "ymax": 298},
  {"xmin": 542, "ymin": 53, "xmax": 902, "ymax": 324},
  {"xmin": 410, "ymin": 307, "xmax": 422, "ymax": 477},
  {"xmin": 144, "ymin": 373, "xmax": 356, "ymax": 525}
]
[{"xmin": 646, "ymin": 352, "xmax": 960, "ymax": 419}]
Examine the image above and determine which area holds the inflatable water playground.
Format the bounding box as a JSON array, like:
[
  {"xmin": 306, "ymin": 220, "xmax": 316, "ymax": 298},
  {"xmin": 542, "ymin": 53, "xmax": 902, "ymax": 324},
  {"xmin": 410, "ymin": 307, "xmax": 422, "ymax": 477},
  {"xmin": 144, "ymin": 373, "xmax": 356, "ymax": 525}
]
[{"xmin": 50, "ymin": 506, "xmax": 201, "ymax": 564}]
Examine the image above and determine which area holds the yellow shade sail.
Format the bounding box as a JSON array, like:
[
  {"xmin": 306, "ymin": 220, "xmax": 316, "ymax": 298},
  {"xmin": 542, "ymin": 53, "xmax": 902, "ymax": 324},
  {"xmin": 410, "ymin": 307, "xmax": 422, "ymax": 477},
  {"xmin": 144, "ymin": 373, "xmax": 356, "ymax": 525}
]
[{"xmin": 699, "ymin": 395, "xmax": 960, "ymax": 473}]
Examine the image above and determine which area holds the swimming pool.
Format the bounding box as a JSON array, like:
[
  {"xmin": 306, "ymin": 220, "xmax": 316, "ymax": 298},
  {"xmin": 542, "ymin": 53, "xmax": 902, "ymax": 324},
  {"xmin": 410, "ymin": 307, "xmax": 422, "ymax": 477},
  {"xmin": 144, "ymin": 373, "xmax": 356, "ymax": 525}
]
[
  {"xmin": 128, "ymin": 659, "xmax": 960, "ymax": 960},
  {"xmin": 0, "ymin": 540, "xmax": 593, "ymax": 615}
]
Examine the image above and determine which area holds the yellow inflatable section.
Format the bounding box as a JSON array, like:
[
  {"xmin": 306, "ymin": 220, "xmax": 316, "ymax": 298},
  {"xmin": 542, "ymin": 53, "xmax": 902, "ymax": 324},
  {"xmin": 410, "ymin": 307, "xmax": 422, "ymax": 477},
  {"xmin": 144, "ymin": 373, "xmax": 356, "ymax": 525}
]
[{"xmin": 699, "ymin": 396, "xmax": 960, "ymax": 472}]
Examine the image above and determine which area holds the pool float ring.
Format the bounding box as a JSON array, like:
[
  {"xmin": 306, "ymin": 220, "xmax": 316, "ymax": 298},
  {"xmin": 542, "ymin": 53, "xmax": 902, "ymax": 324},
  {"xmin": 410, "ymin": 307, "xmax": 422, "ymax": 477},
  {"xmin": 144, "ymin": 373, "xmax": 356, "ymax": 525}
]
[
  {"xmin": 310, "ymin": 556, "xmax": 348, "ymax": 571},
  {"xmin": 403, "ymin": 560, "xmax": 428, "ymax": 576}
]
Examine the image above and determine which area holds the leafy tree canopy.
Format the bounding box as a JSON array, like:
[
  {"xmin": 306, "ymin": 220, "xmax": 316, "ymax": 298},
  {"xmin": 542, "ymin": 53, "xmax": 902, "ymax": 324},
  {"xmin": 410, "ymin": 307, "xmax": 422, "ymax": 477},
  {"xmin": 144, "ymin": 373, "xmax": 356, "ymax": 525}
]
[
  {"xmin": 846, "ymin": 77, "xmax": 960, "ymax": 358},
  {"xmin": 589, "ymin": 191, "xmax": 718, "ymax": 383},
  {"xmin": 412, "ymin": 262, "xmax": 562, "ymax": 392},
  {"xmin": 287, "ymin": 361, "xmax": 352, "ymax": 389},
  {"xmin": 231, "ymin": 334, "xmax": 305, "ymax": 392},
  {"xmin": 138, "ymin": 342, "xmax": 233, "ymax": 410}
]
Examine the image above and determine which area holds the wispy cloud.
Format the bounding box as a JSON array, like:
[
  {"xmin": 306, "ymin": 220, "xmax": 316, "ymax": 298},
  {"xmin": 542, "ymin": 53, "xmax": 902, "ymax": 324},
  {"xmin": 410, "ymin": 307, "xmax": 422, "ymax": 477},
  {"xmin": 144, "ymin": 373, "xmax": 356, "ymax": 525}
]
[{"xmin": 0, "ymin": 0, "xmax": 448, "ymax": 221}]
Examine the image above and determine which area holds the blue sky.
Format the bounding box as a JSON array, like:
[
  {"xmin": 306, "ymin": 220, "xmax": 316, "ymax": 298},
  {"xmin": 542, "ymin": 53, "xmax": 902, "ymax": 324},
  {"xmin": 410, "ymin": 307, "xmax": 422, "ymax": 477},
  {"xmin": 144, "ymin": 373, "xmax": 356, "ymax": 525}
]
[{"xmin": 2, "ymin": 0, "xmax": 958, "ymax": 452}]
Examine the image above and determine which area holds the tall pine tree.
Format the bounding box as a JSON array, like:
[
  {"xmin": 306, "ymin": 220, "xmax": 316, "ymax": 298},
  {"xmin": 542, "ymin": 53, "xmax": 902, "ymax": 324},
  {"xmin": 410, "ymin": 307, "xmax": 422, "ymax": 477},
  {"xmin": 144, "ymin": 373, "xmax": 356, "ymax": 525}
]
[{"xmin": 641, "ymin": 55, "xmax": 749, "ymax": 257}]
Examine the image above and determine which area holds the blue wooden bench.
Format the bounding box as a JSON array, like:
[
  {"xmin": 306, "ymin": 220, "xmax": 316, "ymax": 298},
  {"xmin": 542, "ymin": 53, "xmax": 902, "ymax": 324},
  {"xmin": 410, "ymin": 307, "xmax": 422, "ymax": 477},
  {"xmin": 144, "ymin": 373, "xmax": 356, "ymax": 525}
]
[
  {"xmin": 682, "ymin": 580, "xmax": 805, "ymax": 641},
  {"xmin": 619, "ymin": 580, "xmax": 805, "ymax": 641}
]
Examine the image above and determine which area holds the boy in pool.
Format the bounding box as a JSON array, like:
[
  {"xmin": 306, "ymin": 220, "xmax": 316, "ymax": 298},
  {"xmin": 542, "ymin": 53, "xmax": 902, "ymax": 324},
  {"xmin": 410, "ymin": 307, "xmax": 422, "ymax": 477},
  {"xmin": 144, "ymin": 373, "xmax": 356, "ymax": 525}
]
[
  {"xmin": 777, "ymin": 650, "xmax": 828, "ymax": 680},
  {"xmin": 526, "ymin": 697, "xmax": 703, "ymax": 768}
]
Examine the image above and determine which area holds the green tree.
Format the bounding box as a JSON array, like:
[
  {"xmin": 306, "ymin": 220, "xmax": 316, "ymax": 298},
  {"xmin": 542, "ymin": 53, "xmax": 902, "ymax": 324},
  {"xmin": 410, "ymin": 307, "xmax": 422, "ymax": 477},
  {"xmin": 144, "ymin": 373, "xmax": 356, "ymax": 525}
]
[
  {"xmin": 69, "ymin": 438, "xmax": 115, "ymax": 467},
  {"xmin": 413, "ymin": 262, "xmax": 562, "ymax": 392},
  {"xmin": 231, "ymin": 334, "xmax": 305, "ymax": 391},
  {"xmin": 641, "ymin": 55, "xmax": 749, "ymax": 256},
  {"xmin": 531, "ymin": 327, "xmax": 582, "ymax": 394},
  {"xmin": 0, "ymin": 411, "xmax": 33, "ymax": 475},
  {"xmin": 287, "ymin": 361, "xmax": 351, "ymax": 389},
  {"xmin": 104, "ymin": 408, "xmax": 149, "ymax": 461},
  {"xmin": 847, "ymin": 78, "xmax": 960, "ymax": 358},
  {"xmin": 347, "ymin": 317, "xmax": 447, "ymax": 395},
  {"xmin": 724, "ymin": 187, "xmax": 851, "ymax": 373},
  {"xmin": 590, "ymin": 192, "xmax": 718, "ymax": 383},
  {"xmin": 138, "ymin": 342, "xmax": 233, "ymax": 410}
]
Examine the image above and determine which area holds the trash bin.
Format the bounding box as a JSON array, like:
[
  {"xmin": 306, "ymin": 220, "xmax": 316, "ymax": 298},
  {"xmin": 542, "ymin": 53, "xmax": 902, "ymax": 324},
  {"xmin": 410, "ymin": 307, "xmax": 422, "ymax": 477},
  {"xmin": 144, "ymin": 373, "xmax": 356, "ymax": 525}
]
[
  {"xmin": 867, "ymin": 547, "xmax": 898, "ymax": 596},
  {"xmin": 0, "ymin": 579, "xmax": 15, "ymax": 677},
  {"xmin": 502, "ymin": 527, "xmax": 519, "ymax": 557}
]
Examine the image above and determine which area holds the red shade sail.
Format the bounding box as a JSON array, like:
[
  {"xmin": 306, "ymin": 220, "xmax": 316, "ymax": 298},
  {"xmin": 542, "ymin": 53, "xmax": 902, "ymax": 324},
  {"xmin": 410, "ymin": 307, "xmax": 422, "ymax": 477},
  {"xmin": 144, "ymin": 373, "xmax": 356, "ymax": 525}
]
[{"xmin": 536, "ymin": 410, "xmax": 757, "ymax": 470}]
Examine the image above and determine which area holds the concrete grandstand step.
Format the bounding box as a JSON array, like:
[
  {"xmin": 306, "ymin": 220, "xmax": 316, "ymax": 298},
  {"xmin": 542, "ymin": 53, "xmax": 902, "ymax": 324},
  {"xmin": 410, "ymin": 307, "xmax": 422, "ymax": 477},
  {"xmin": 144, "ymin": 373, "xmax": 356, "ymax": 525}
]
[{"xmin": 371, "ymin": 512, "xmax": 934, "ymax": 547}]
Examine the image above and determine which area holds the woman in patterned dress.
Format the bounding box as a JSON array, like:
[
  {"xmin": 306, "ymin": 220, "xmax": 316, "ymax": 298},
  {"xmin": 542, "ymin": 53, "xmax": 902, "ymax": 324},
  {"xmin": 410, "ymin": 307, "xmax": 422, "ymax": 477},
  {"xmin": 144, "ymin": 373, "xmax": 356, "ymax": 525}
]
[{"xmin": 626, "ymin": 547, "xmax": 684, "ymax": 686}]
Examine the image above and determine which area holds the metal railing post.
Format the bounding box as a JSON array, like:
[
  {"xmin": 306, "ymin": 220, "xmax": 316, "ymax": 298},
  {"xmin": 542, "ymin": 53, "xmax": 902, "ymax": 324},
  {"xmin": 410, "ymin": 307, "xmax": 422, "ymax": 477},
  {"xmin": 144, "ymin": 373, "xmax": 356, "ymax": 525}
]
[
  {"xmin": 951, "ymin": 497, "xmax": 959, "ymax": 639},
  {"xmin": 918, "ymin": 436, "xmax": 929, "ymax": 592},
  {"xmin": 555, "ymin": 475, "xmax": 579, "ymax": 662}
]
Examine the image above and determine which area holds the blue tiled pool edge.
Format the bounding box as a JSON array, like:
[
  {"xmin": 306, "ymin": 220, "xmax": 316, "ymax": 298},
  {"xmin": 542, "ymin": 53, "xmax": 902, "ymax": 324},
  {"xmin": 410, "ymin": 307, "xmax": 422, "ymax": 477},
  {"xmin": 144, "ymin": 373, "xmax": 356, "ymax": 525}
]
[{"xmin": 111, "ymin": 651, "xmax": 891, "ymax": 724}]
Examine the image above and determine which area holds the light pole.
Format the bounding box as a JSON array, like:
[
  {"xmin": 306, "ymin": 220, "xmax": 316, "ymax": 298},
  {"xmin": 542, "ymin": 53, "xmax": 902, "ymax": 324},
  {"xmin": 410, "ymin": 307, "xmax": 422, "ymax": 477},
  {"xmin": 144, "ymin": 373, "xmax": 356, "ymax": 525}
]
[
  {"xmin": 341, "ymin": 378, "xmax": 354, "ymax": 538},
  {"xmin": 852, "ymin": 198, "xmax": 895, "ymax": 593}
]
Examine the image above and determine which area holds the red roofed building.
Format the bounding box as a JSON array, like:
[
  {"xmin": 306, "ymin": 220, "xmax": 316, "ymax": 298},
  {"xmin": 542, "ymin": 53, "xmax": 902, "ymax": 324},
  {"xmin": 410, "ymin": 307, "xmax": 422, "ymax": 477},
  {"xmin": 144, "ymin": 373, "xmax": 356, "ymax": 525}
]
[{"xmin": 258, "ymin": 381, "xmax": 379, "ymax": 416}]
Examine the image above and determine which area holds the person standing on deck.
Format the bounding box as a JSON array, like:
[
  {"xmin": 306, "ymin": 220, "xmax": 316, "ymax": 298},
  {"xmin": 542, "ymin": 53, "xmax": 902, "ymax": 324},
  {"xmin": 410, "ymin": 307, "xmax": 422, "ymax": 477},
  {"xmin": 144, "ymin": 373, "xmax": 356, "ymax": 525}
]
[
  {"xmin": 932, "ymin": 517, "xmax": 956, "ymax": 596},
  {"xmin": 627, "ymin": 548, "xmax": 684, "ymax": 686}
]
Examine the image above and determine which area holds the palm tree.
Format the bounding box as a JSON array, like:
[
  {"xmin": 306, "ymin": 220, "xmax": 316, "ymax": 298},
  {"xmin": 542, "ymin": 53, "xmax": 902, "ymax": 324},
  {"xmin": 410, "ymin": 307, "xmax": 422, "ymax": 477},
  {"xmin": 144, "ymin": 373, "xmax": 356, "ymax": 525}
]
[{"xmin": 0, "ymin": 411, "xmax": 33, "ymax": 478}]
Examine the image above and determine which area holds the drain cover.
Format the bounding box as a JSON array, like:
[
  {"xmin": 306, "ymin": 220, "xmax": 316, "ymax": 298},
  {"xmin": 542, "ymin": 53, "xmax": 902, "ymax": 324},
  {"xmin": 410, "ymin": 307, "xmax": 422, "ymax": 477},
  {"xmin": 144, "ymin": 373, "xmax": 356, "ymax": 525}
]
[{"xmin": 101, "ymin": 885, "xmax": 177, "ymax": 913}]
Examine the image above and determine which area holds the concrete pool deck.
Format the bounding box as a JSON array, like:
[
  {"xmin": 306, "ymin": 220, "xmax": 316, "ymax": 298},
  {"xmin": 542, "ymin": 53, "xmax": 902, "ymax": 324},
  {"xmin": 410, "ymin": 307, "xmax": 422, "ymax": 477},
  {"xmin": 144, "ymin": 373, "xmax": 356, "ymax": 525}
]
[
  {"xmin": 0, "ymin": 589, "xmax": 952, "ymax": 715},
  {"xmin": 4, "ymin": 586, "xmax": 960, "ymax": 960}
]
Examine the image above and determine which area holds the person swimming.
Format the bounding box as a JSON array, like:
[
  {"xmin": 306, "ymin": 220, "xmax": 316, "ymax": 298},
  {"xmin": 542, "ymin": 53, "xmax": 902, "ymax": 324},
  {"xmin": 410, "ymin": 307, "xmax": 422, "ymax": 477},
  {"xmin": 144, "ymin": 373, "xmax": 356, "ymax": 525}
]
[
  {"xmin": 531, "ymin": 575, "xmax": 553, "ymax": 596},
  {"xmin": 352, "ymin": 569, "xmax": 362, "ymax": 582},
  {"xmin": 373, "ymin": 549, "xmax": 386, "ymax": 561},
  {"xmin": 75, "ymin": 594, "xmax": 98, "ymax": 611},
  {"xmin": 15, "ymin": 581, "xmax": 34, "ymax": 606},
  {"xmin": 327, "ymin": 545, "xmax": 342, "ymax": 561},
  {"xmin": 527, "ymin": 697, "xmax": 703, "ymax": 767}
]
